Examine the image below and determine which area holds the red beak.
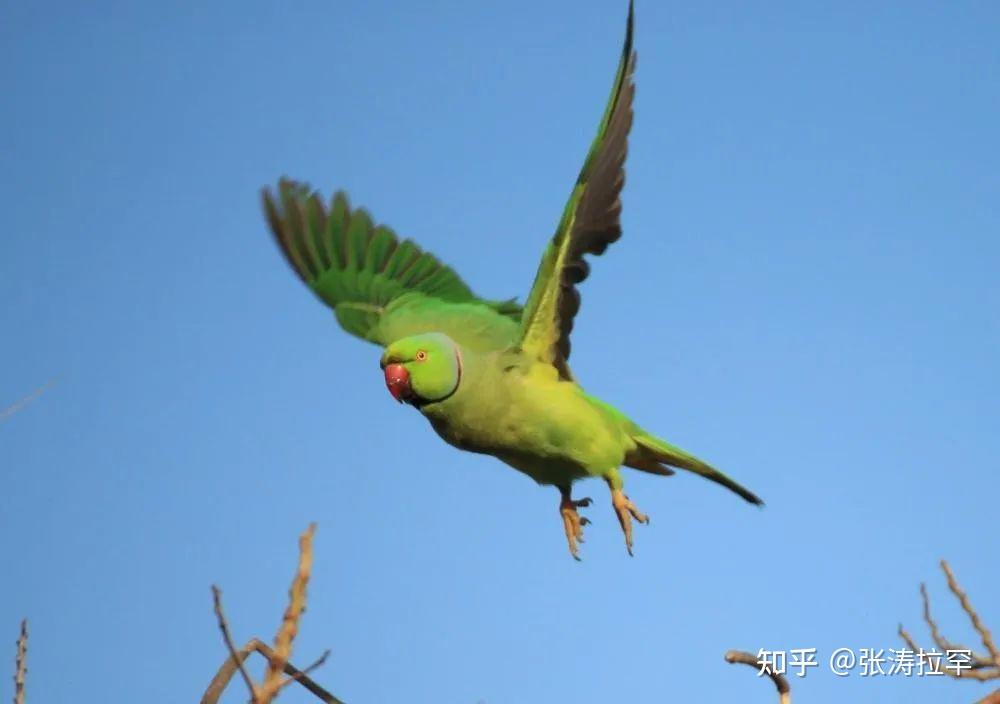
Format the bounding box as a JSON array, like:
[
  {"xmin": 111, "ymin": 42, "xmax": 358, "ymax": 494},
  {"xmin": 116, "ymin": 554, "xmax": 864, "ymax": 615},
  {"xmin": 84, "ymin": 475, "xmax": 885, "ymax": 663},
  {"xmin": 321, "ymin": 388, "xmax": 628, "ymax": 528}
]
[{"xmin": 383, "ymin": 363, "xmax": 411, "ymax": 403}]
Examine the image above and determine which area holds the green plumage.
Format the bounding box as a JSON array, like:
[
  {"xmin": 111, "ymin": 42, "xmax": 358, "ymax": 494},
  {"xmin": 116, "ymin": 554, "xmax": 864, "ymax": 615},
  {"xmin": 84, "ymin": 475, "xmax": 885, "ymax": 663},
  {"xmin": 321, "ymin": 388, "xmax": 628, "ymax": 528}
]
[
  {"xmin": 262, "ymin": 0, "xmax": 762, "ymax": 557},
  {"xmin": 263, "ymin": 184, "xmax": 519, "ymax": 349}
]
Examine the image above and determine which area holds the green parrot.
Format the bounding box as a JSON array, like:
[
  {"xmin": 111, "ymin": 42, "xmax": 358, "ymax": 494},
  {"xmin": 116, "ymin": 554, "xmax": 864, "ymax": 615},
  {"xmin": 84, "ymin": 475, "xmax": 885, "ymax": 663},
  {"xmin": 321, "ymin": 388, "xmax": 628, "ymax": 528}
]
[{"xmin": 262, "ymin": 0, "xmax": 762, "ymax": 559}]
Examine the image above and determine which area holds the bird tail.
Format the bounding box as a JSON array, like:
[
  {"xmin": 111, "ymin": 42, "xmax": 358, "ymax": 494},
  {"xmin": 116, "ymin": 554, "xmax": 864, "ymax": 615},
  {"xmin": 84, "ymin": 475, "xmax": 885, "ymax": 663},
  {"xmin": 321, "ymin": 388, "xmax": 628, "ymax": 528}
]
[{"xmin": 624, "ymin": 430, "xmax": 764, "ymax": 506}]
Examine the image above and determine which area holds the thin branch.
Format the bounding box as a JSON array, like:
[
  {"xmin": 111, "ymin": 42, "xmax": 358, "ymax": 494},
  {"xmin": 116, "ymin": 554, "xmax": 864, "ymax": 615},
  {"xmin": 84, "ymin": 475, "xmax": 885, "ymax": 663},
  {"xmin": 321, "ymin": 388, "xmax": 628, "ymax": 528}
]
[
  {"xmin": 13, "ymin": 620, "xmax": 27, "ymax": 704},
  {"xmin": 898, "ymin": 623, "xmax": 922, "ymax": 655},
  {"xmin": 920, "ymin": 582, "xmax": 993, "ymax": 669},
  {"xmin": 0, "ymin": 381, "xmax": 55, "ymax": 423},
  {"xmin": 202, "ymin": 524, "xmax": 338, "ymax": 704},
  {"xmin": 274, "ymin": 649, "xmax": 331, "ymax": 694},
  {"xmin": 942, "ymin": 560, "xmax": 1000, "ymax": 666},
  {"xmin": 725, "ymin": 650, "xmax": 790, "ymax": 704},
  {"xmin": 201, "ymin": 639, "xmax": 257, "ymax": 704},
  {"xmin": 922, "ymin": 582, "xmax": 964, "ymax": 654},
  {"xmin": 254, "ymin": 641, "xmax": 340, "ymax": 703},
  {"xmin": 201, "ymin": 639, "xmax": 344, "ymax": 704},
  {"xmin": 899, "ymin": 561, "xmax": 1000, "ymax": 682},
  {"xmin": 976, "ymin": 689, "xmax": 1000, "ymax": 704},
  {"xmin": 259, "ymin": 522, "xmax": 316, "ymax": 702},
  {"xmin": 212, "ymin": 585, "xmax": 259, "ymax": 702}
]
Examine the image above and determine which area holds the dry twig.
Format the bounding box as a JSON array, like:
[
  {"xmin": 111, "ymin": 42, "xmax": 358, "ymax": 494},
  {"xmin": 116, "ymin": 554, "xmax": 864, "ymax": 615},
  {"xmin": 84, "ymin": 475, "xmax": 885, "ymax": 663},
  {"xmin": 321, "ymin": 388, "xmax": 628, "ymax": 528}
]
[
  {"xmin": 201, "ymin": 639, "xmax": 342, "ymax": 704},
  {"xmin": 274, "ymin": 648, "xmax": 331, "ymax": 695},
  {"xmin": 725, "ymin": 649, "xmax": 791, "ymax": 704},
  {"xmin": 941, "ymin": 561, "xmax": 1000, "ymax": 667},
  {"xmin": 259, "ymin": 523, "xmax": 316, "ymax": 701},
  {"xmin": 13, "ymin": 620, "xmax": 27, "ymax": 704},
  {"xmin": 211, "ymin": 586, "xmax": 259, "ymax": 701},
  {"xmin": 0, "ymin": 381, "xmax": 55, "ymax": 424},
  {"xmin": 898, "ymin": 559, "xmax": 999, "ymax": 702},
  {"xmin": 203, "ymin": 523, "xmax": 338, "ymax": 704}
]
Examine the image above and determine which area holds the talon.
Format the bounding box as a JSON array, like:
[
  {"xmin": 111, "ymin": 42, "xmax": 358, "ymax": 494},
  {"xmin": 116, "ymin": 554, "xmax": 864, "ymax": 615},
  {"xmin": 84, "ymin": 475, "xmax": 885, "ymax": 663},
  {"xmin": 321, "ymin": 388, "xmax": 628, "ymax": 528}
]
[
  {"xmin": 560, "ymin": 492, "xmax": 591, "ymax": 559},
  {"xmin": 612, "ymin": 489, "xmax": 648, "ymax": 555}
]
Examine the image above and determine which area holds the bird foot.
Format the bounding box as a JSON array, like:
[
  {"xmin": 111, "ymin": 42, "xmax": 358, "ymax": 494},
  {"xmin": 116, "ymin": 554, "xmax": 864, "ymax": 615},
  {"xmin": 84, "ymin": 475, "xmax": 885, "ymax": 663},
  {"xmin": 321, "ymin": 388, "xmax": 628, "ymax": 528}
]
[
  {"xmin": 559, "ymin": 496, "xmax": 592, "ymax": 561},
  {"xmin": 611, "ymin": 489, "xmax": 648, "ymax": 556}
]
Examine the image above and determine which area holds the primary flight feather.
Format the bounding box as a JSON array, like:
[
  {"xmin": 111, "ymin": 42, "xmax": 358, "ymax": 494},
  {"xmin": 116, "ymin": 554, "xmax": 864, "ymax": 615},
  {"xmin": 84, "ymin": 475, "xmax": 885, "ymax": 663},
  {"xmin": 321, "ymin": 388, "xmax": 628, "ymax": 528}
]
[{"xmin": 262, "ymin": 0, "xmax": 762, "ymax": 559}]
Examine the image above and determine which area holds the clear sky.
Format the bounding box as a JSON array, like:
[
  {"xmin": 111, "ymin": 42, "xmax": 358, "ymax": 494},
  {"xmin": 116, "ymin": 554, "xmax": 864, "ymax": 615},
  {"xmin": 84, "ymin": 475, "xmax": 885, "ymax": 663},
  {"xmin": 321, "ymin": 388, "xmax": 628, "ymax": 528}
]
[{"xmin": 2, "ymin": 1, "xmax": 998, "ymax": 702}]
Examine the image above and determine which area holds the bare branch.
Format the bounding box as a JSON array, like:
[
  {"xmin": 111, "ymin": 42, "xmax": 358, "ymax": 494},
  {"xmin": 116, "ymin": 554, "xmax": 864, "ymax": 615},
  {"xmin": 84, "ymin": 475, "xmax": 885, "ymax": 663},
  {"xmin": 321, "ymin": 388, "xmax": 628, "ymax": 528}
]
[
  {"xmin": 202, "ymin": 524, "xmax": 339, "ymax": 704},
  {"xmin": 0, "ymin": 381, "xmax": 55, "ymax": 423},
  {"xmin": 899, "ymin": 561, "xmax": 1000, "ymax": 683},
  {"xmin": 942, "ymin": 560, "xmax": 1000, "ymax": 666},
  {"xmin": 274, "ymin": 649, "xmax": 331, "ymax": 695},
  {"xmin": 922, "ymin": 582, "xmax": 965, "ymax": 654},
  {"xmin": 725, "ymin": 650, "xmax": 790, "ymax": 704},
  {"xmin": 201, "ymin": 639, "xmax": 344, "ymax": 704},
  {"xmin": 259, "ymin": 522, "xmax": 317, "ymax": 702},
  {"xmin": 920, "ymin": 581, "xmax": 994, "ymax": 670},
  {"xmin": 212, "ymin": 585, "xmax": 259, "ymax": 702},
  {"xmin": 975, "ymin": 689, "xmax": 1000, "ymax": 704},
  {"xmin": 898, "ymin": 623, "xmax": 922, "ymax": 656},
  {"xmin": 14, "ymin": 620, "xmax": 27, "ymax": 704},
  {"xmin": 254, "ymin": 641, "xmax": 340, "ymax": 703},
  {"xmin": 201, "ymin": 638, "xmax": 257, "ymax": 704}
]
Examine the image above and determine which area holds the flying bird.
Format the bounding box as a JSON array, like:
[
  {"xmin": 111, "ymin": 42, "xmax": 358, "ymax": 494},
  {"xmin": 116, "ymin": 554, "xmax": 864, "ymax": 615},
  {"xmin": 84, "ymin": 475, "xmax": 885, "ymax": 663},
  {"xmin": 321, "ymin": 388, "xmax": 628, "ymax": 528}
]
[{"xmin": 262, "ymin": 1, "xmax": 762, "ymax": 558}]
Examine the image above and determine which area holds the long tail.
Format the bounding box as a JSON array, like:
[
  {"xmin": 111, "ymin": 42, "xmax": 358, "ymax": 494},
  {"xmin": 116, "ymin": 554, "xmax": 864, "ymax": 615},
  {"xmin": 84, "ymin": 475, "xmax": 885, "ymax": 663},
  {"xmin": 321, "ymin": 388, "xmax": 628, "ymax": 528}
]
[{"xmin": 625, "ymin": 430, "xmax": 764, "ymax": 506}]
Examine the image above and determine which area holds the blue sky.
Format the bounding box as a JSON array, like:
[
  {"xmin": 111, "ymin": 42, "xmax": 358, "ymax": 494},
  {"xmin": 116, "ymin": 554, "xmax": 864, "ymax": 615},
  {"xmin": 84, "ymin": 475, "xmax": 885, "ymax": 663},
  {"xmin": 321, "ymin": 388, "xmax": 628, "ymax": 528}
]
[{"xmin": 2, "ymin": 1, "xmax": 998, "ymax": 702}]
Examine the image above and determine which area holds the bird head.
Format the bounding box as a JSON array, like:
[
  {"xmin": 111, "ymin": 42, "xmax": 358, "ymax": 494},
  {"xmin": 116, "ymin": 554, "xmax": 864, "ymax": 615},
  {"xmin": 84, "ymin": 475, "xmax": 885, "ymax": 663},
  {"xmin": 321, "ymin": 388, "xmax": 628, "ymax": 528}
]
[{"xmin": 379, "ymin": 333, "xmax": 462, "ymax": 406}]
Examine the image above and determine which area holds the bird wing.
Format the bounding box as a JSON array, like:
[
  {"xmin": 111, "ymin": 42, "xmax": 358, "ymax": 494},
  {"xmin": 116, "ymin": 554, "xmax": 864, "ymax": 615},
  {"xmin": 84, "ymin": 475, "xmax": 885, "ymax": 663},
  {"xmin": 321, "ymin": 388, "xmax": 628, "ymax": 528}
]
[
  {"xmin": 514, "ymin": 1, "xmax": 635, "ymax": 380},
  {"xmin": 263, "ymin": 179, "xmax": 520, "ymax": 350}
]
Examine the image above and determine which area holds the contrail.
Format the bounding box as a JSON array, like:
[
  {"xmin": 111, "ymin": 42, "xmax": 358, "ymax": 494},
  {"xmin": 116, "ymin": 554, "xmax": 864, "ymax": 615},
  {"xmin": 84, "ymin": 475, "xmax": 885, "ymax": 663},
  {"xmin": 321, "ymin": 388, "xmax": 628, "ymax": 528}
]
[{"xmin": 0, "ymin": 379, "xmax": 56, "ymax": 422}]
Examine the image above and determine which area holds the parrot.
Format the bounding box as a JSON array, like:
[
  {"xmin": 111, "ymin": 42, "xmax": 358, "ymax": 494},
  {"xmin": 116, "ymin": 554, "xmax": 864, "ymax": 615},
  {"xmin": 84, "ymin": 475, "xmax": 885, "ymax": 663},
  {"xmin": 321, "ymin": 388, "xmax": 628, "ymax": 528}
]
[{"xmin": 262, "ymin": 0, "xmax": 763, "ymax": 559}]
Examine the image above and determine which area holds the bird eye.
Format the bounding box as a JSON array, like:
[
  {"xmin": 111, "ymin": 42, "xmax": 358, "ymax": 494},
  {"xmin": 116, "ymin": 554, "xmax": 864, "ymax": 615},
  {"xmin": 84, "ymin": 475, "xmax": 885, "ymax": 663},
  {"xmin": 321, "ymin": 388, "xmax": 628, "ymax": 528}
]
[{"xmin": 415, "ymin": 350, "xmax": 427, "ymax": 361}]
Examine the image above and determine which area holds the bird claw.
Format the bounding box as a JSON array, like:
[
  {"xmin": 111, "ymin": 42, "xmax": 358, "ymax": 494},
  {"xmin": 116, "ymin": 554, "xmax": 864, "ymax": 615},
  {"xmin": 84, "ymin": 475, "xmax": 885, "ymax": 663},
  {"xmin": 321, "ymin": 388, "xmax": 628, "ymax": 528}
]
[
  {"xmin": 560, "ymin": 494, "xmax": 591, "ymax": 560},
  {"xmin": 612, "ymin": 490, "xmax": 648, "ymax": 556}
]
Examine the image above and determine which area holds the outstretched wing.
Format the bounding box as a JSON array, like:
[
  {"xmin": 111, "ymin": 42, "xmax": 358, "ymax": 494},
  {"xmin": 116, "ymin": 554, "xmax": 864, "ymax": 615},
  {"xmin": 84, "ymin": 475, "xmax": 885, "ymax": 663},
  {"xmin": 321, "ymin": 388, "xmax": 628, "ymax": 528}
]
[
  {"xmin": 263, "ymin": 179, "xmax": 520, "ymax": 348},
  {"xmin": 515, "ymin": 1, "xmax": 635, "ymax": 380}
]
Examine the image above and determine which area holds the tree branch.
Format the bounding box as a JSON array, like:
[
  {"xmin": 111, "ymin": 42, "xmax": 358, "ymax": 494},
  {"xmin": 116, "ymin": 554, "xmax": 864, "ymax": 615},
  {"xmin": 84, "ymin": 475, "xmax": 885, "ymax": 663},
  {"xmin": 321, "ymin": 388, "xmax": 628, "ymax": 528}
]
[
  {"xmin": 274, "ymin": 648, "xmax": 331, "ymax": 695},
  {"xmin": 725, "ymin": 650, "xmax": 790, "ymax": 704},
  {"xmin": 201, "ymin": 639, "xmax": 344, "ymax": 704},
  {"xmin": 942, "ymin": 560, "xmax": 1000, "ymax": 667},
  {"xmin": 14, "ymin": 619, "xmax": 27, "ymax": 704},
  {"xmin": 211, "ymin": 586, "xmax": 259, "ymax": 702},
  {"xmin": 899, "ymin": 560, "xmax": 1000, "ymax": 683},
  {"xmin": 259, "ymin": 523, "xmax": 316, "ymax": 701},
  {"xmin": 0, "ymin": 381, "xmax": 55, "ymax": 423},
  {"xmin": 202, "ymin": 523, "xmax": 339, "ymax": 704}
]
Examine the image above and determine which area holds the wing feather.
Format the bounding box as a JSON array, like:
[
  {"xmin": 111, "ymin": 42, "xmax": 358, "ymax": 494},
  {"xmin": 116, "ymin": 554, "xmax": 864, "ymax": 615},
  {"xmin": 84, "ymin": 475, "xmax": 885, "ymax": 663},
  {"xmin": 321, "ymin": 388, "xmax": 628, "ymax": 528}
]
[
  {"xmin": 263, "ymin": 179, "xmax": 521, "ymax": 347},
  {"xmin": 516, "ymin": 1, "xmax": 636, "ymax": 380}
]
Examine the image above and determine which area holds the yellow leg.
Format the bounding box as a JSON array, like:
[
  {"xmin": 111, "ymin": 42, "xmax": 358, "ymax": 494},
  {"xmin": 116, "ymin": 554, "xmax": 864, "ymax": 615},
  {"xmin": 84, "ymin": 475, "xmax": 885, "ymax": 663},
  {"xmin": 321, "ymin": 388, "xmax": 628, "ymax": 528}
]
[{"xmin": 558, "ymin": 487, "xmax": 592, "ymax": 561}]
